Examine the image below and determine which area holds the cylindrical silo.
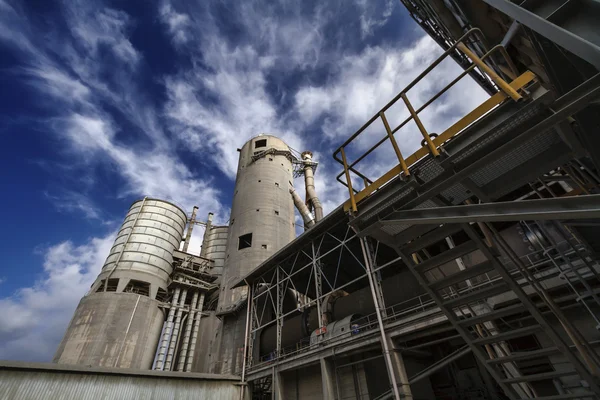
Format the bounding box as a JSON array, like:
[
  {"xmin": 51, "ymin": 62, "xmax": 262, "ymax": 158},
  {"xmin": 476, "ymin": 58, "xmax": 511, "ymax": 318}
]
[
  {"xmin": 53, "ymin": 198, "xmax": 187, "ymax": 369},
  {"xmin": 217, "ymin": 134, "xmax": 296, "ymax": 313}
]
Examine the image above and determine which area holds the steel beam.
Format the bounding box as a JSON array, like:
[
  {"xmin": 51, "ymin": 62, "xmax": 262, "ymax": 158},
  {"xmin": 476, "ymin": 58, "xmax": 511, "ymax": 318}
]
[
  {"xmin": 482, "ymin": 0, "xmax": 600, "ymax": 69},
  {"xmin": 380, "ymin": 195, "xmax": 600, "ymax": 225}
]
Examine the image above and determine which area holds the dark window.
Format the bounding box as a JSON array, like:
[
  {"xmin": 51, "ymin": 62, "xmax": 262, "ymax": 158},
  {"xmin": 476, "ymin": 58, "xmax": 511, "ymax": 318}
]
[
  {"xmin": 274, "ymin": 210, "xmax": 279, "ymax": 215},
  {"xmin": 156, "ymin": 287, "xmax": 168, "ymax": 302},
  {"xmin": 106, "ymin": 278, "xmax": 119, "ymax": 292},
  {"xmin": 261, "ymin": 244, "xmax": 267, "ymax": 249},
  {"xmin": 95, "ymin": 278, "xmax": 119, "ymax": 292},
  {"xmin": 238, "ymin": 233, "xmax": 252, "ymax": 250},
  {"xmin": 269, "ymin": 158, "xmax": 273, "ymax": 161},
  {"xmin": 95, "ymin": 280, "xmax": 106, "ymax": 292},
  {"xmin": 123, "ymin": 280, "xmax": 150, "ymax": 296},
  {"xmin": 255, "ymin": 139, "xmax": 267, "ymax": 148},
  {"xmin": 275, "ymin": 182, "xmax": 279, "ymax": 187},
  {"xmin": 256, "ymin": 209, "xmax": 260, "ymax": 212}
]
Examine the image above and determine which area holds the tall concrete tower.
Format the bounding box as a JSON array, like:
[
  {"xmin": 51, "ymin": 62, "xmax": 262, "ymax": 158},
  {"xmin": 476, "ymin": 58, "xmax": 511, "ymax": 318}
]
[
  {"xmin": 54, "ymin": 198, "xmax": 187, "ymax": 369},
  {"xmin": 217, "ymin": 134, "xmax": 296, "ymax": 313}
]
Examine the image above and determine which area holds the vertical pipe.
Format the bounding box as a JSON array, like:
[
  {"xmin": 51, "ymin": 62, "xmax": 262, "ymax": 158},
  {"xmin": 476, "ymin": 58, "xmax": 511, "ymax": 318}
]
[
  {"xmin": 165, "ymin": 288, "xmax": 188, "ymax": 371},
  {"xmin": 302, "ymin": 152, "xmax": 323, "ymax": 222},
  {"xmin": 200, "ymin": 213, "xmax": 214, "ymax": 258},
  {"xmin": 182, "ymin": 206, "xmax": 198, "ymax": 254},
  {"xmin": 185, "ymin": 292, "xmax": 205, "ymax": 372},
  {"xmin": 154, "ymin": 287, "xmax": 181, "ymax": 370},
  {"xmin": 177, "ymin": 291, "xmax": 199, "ymax": 371}
]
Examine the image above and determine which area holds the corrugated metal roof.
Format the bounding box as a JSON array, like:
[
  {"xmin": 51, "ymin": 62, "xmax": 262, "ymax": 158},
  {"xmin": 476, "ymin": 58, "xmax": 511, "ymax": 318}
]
[{"xmin": 0, "ymin": 361, "xmax": 243, "ymax": 400}]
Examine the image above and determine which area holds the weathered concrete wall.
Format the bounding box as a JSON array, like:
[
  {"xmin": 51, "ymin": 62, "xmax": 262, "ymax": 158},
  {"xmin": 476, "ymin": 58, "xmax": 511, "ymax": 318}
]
[
  {"xmin": 54, "ymin": 293, "xmax": 164, "ymax": 369},
  {"xmin": 191, "ymin": 311, "xmax": 221, "ymax": 373},
  {"xmin": 282, "ymin": 364, "xmax": 324, "ymax": 400},
  {"xmin": 0, "ymin": 361, "xmax": 243, "ymax": 400}
]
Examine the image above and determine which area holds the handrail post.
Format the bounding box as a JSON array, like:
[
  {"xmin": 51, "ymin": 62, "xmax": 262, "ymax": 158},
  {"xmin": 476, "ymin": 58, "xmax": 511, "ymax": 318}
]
[
  {"xmin": 457, "ymin": 42, "xmax": 522, "ymax": 101},
  {"xmin": 400, "ymin": 93, "xmax": 440, "ymax": 157},
  {"xmin": 340, "ymin": 147, "xmax": 358, "ymax": 213},
  {"xmin": 380, "ymin": 111, "xmax": 410, "ymax": 176}
]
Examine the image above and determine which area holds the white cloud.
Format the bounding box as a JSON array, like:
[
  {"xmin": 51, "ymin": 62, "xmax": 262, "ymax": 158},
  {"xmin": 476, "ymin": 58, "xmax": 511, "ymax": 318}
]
[
  {"xmin": 159, "ymin": 1, "xmax": 191, "ymax": 45},
  {"xmin": 0, "ymin": 233, "xmax": 115, "ymax": 361}
]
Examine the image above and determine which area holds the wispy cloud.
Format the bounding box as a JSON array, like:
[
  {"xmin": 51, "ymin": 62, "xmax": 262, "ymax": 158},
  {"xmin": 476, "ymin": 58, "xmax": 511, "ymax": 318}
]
[{"xmin": 0, "ymin": 233, "xmax": 115, "ymax": 361}]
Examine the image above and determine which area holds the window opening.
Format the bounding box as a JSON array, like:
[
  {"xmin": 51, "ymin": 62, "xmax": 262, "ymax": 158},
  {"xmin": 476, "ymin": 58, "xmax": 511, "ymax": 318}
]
[
  {"xmin": 106, "ymin": 278, "xmax": 119, "ymax": 292},
  {"xmin": 156, "ymin": 287, "xmax": 168, "ymax": 302},
  {"xmin": 123, "ymin": 280, "xmax": 151, "ymax": 297},
  {"xmin": 238, "ymin": 233, "xmax": 253, "ymax": 250},
  {"xmin": 255, "ymin": 139, "xmax": 267, "ymax": 148}
]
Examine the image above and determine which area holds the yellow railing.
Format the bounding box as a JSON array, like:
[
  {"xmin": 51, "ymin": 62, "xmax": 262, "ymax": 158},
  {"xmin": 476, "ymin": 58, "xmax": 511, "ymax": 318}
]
[{"xmin": 332, "ymin": 28, "xmax": 536, "ymax": 213}]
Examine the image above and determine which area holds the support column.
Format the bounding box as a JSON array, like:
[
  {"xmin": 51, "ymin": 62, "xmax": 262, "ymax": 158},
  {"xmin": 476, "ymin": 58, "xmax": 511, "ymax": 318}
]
[
  {"xmin": 154, "ymin": 286, "xmax": 181, "ymax": 370},
  {"xmin": 358, "ymin": 235, "xmax": 411, "ymax": 400},
  {"xmin": 276, "ymin": 268, "xmax": 283, "ymax": 358},
  {"xmin": 387, "ymin": 338, "xmax": 414, "ymax": 400},
  {"xmin": 185, "ymin": 292, "xmax": 205, "ymax": 372},
  {"xmin": 320, "ymin": 357, "xmax": 336, "ymax": 400},
  {"xmin": 165, "ymin": 288, "xmax": 188, "ymax": 371},
  {"xmin": 272, "ymin": 367, "xmax": 285, "ymax": 400},
  {"xmin": 311, "ymin": 241, "xmax": 323, "ymax": 330}
]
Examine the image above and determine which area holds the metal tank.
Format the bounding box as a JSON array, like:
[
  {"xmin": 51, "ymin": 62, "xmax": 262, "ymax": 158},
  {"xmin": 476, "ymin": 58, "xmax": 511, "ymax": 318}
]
[
  {"xmin": 202, "ymin": 225, "xmax": 229, "ymax": 279},
  {"xmin": 53, "ymin": 198, "xmax": 187, "ymax": 369},
  {"xmin": 217, "ymin": 134, "xmax": 296, "ymax": 313}
]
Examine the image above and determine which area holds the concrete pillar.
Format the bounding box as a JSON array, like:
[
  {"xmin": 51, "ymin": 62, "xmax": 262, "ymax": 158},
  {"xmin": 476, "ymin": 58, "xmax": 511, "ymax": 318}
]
[
  {"xmin": 320, "ymin": 357, "xmax": 336, "ymax": 400},
  {"xmin": 272, "ymin": 367, "xmax": 285, "ymax": 400},
  {"xmin": 387, "ymin": 338, "xmax": 413, "ymax": 400}
]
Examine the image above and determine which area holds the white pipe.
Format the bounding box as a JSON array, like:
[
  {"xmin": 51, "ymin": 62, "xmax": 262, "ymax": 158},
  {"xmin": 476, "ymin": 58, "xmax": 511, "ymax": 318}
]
[
  {"xmin": 165, "ymin": 288, "xmax": 188, "ymax": 371},
  {"xmin": 177, "ymin": 291, "xmax": 199, "ymax": 371},
  {"xmin": 182, "ymin": 206, "xmax": 198, "ymax": 253},
  {"xmin": 154, "ymin": 286, "xmax": 181, "ymax": 370},
  {"xmin": 302, "ymin": 153, "xmax": 323, "ymax": 221},
  {"xmin": 290, "ymin": 187, "xmax": 315, "ymax": 228},
  {"xmin": 185, "ymin": 292, "xmax": 205, "ymax": 372},
  {"xmin": 200, "ymin": 213, "xmax": 213, "ymax": 258}
]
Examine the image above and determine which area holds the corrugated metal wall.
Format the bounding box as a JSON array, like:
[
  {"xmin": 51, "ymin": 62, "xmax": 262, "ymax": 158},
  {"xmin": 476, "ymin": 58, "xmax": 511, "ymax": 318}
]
[{"xmin": 0, "ymin": 362, "xmax": 242, "ymax": 400}]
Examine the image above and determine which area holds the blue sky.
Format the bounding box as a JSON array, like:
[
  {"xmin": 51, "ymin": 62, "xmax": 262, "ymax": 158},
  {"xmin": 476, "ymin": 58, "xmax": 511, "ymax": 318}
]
[{"xmin": 0, "ymin": 0, "xmax": 487, "ymax": 361}]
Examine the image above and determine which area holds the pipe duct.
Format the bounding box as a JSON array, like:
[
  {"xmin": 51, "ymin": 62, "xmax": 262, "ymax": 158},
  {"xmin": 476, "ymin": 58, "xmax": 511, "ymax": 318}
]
[
  {"xmin": 290, "ymin": 187, "xmax": 315, "ymax": 229},
  {"xmin": 302, "ymin": 151, "xmax": 323, "ymax": 222}
]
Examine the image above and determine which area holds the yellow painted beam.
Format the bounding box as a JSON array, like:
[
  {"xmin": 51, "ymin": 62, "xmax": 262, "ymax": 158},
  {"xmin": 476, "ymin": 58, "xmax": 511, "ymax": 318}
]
[{"xmin": 342, "ymin": 71, "xmax": 536, "ymax": 212}]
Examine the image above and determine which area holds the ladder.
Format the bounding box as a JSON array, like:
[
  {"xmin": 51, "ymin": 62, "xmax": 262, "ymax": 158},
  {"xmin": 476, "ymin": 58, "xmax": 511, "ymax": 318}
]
[{"xmin": 395, "ymin": 222, "xmax": 600, "ymax": 400}]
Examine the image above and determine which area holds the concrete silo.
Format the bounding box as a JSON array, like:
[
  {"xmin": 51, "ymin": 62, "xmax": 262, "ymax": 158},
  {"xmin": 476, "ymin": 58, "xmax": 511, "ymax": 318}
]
[
  {"xmin": 217, "ymin": 135, "xmax": 296, "ymax": 314},
  {"xmin": 53, "ymin": 198, "xmax": 187, "ymax": 369}
]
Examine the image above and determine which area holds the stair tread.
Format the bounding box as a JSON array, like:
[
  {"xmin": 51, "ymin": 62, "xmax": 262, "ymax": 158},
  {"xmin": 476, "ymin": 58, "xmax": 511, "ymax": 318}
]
[
  {"xmin": 472, "ymin": 324, "xmax": 541, "ymax": 346},
  {"xmin": 458, "ymin": 303, "xmax": 526, "ymax": 327},
  {"xmin": 402, "ymin": 224, "xmax": 464, "ymax": 253},
  {"xmin": 487, "ymin": 346, "xmax": 559, "ymax": 364},
  {"xmin": 443, "ymin": 282, "xmax": 509, "ymax": 308},
  {"xmin": 429, "ymin": 260, "xmax": 495, "ymax": 290},
  {"xmin": 500, "ymin": 369, "xmax": 577, "ymax": 384},
  {"xmin": 535, "ymin": 392, "xmax": 597, "ymax": 400},
  {"xmin": 416, "ymin": 241, "xmax": 479, "ymax": 273}
]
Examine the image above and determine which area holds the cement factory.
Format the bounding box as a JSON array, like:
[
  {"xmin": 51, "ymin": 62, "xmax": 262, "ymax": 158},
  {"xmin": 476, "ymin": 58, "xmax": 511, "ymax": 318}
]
[{"xmin": 2, "ymin": 1, "xmax": 600, "ymax": 399}]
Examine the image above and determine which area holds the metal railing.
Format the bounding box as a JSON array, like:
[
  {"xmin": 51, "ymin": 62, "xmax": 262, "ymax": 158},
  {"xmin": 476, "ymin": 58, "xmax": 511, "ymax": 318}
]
[{"xmin": 332, "ymin": 28, "xmax": 531, "ymax": 213}]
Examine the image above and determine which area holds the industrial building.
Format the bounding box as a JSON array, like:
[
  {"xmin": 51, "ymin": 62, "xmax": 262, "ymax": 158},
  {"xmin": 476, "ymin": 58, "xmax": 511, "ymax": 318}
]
[{"xmin": 2, "ymin": 1, "xmax": 600, "ymax": 399}]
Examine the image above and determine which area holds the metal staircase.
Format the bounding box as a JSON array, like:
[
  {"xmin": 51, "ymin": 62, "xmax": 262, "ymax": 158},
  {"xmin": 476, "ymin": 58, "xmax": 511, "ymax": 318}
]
[{"xmin": 395, "ymin": 222, "xmax": 600, "ymax": 399}]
